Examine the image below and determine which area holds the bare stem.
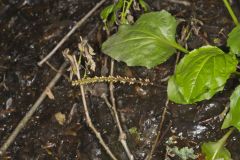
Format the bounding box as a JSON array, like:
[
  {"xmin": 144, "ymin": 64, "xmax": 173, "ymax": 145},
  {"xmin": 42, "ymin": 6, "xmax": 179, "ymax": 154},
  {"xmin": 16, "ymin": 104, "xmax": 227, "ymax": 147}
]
[
  {"xmin": 79, "ymin": 84, "xmax": 118, "ymax": 160},
  {"xmin": 76, "ymin": 69, "xmax": 117, "ymax": 160},
  {"xmin": 109, "ymin": 59, "xmax": 134, "ymax": 160},
  {"xmin": 146, "ymin": 100, "xmax": 169, "ymax": 160}
]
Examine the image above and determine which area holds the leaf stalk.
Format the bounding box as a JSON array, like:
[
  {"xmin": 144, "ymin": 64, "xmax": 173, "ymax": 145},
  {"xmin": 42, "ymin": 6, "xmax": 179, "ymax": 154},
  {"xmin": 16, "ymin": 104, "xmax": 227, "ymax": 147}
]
[
  {"xmin": 223, "ymin": 0, "xmax": 239, "ymax": 26},
  {"xmin": 172, "ymin": 42, "xmax": 189, "ymax": 54}
]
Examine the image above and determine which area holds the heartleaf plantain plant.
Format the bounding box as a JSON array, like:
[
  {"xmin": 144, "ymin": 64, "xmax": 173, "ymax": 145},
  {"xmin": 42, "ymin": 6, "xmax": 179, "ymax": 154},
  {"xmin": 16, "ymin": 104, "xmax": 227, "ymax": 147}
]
[{"xmin": 101, "ymin": 0, "xmax": 240, "ymax": 159}]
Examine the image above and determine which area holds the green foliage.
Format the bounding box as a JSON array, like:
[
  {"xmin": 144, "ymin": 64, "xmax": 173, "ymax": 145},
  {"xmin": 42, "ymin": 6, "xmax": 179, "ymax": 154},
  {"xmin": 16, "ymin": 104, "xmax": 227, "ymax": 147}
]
[
  {"xmin": 100, "ymin": 4, "xmax": 115, "ymax": 23},
  {"xmin": 201, "ymin": 128, "xmax": 233, "ymax": 160},
  {"xmin": 222, "ymin": 85, "xmax": 240, "ymax": 131},
  {"xmin": 168, "ymin": 46, "xmax": 238, "ymax": 104},
  {"xmin": 227, "ymin": 25, "xmax": 240, "ymax": 56},
  {"xmin": 100, "ymin": 0, "xmax": 123, "ymax": 28},
  {"xmin": 102, "ymin": 10, "xmax": 188, "ymax": 68},
  {"xmin": 100, "ymin": 0, "xmax": 149, "ymax": 29},
  {"xmin": 101, "ymin": 2, "xmax": 240, "ymax": 158}
]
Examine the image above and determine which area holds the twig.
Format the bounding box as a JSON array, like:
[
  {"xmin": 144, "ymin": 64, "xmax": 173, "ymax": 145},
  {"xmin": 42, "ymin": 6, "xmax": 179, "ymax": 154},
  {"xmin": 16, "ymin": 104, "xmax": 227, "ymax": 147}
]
[
  {"xmin": 146, "ymin": 40, "xmax": 184, "ymax": 159},
  {"xmin": 76, "ymin": 72, "xmax": 118, "ymax": 160},
  {"xmin": 37, "ymin": 0, "xmax": 107, "ymax": 66},
  {"xmin": 145, "ymin": 100, "xmax": 169, "ymax": 160},
  {"xmin": 45, "ymin": 61, "xmax": 69, "ymax": 80},
  {"xmin": 157, "ymin": 120, "xmax": 172, "ymax": 147},
  {"xmin": 109, "ymin": 60, "xmax": 134, "ymax": 160},
  {"xmin": 101, "ymin": 94, "xmax": 115, "ymax": 119},
  {"xmin": 0, "ymin": 61, "xmax": 68, "ymax": 156},
  {"xmin": 79, "ymin": 84, "xmax": 118, "ymax": 160},
  {"xmin": 68, "ymin": 52, "xmax": 117, "ymax": 159}
]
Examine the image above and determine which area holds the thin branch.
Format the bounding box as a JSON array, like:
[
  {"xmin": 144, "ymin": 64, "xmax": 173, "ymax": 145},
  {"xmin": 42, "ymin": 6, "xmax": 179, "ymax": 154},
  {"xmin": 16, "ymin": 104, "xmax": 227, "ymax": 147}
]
[
  {"xmin": 45, "ymin": 61, "xmax": 69, "ymax": 80},
  {"xmin": 101, "ymin": 94, "xmax": 115, "ymax": 118},
  {"xmin": 64, "ymin": 41, "xmax": 117, "ymax": 160},
  {"xmin": 0, "ymin": 61, "xmax": 69, "ymax": 156},
  {"xmin": 37, "ymin": 0, "xmax": 106, "ymax": 66},
  {"xmin": 145, "ymin": 100, "xmax": 169, "ymax": 160},
  {"xmin": 109, "ymin": 60, "xmax": 134, "ymax": 160},
  {"xmin": 76, "ymin": 75, "xmax": 118, "ymax": 160}
]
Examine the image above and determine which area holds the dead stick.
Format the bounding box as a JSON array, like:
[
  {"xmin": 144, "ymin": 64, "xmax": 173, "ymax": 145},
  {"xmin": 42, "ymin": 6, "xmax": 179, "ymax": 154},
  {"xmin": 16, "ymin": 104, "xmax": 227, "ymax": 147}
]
[
  {"xmin": 37, "ymin": 0, "xmax": 106, "ymax": 66},
  {"xmin": 71, "ymin": 55, "xmax": 117, "ymax": 160},
  {"xmin": 0, "ymin": 61, "xmax": 68, "ymax": 156},
  {"xmin": 146, "ymin": 100, "xmax": 169, "ymax": 160},
  {"xmin": 77, "ymin": 78, "xmax": 118, "ymax": 160},
  {"xmin": 146, "ymin": 50, "xmax": 181, "ymax": 160},
  {"xmin": 109, "ymin": 60, "xmax": 134, "ymax": 160},
  {"xmin": 101, "ymin": 94, "xmax": 115, "ymax": 118}
]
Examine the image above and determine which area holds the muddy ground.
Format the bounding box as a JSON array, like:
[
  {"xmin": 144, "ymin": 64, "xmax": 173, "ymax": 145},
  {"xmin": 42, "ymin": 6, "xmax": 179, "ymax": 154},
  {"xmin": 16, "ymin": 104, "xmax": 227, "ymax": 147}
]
[{"xmin": 1, "ymin": 0, "xmax": 240, "ymax": 159}]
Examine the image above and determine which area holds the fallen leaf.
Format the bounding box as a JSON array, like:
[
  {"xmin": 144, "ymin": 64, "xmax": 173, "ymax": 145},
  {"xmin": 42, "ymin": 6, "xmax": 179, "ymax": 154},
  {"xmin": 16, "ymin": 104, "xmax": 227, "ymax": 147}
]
[{"xmin": 55, "ymin": 112, "xmax": 66, "ymax": 125}]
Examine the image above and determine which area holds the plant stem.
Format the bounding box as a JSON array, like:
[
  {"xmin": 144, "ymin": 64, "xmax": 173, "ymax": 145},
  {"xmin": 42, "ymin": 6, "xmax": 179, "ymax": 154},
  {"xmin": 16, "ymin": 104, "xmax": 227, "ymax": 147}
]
[
  {"xmin": 172, "ymin": 42, "xmax": 189, "ymax": 54},
  {"xmin": 121, "ymin": 0, "xmax": 133, "ymax": 24},
  {"xmin": 223, "ymin": 0, "xmax": 239, "ymax": 26}
]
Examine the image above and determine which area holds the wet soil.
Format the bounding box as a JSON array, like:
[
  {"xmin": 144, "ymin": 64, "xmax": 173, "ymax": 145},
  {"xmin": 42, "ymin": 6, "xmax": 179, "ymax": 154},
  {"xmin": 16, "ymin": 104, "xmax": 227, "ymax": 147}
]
[{"xmin": 1, "ymin": 0, "xmax": 240, "ymax": 159}]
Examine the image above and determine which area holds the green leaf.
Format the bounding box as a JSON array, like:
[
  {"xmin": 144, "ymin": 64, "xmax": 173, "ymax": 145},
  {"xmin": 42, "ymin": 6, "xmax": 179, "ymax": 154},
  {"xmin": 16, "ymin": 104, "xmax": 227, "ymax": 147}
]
[
  {"xmin": 201, "ymin": 128, "xmax": 233, "ymax": 160},
  {"xmin": 201, "ymin": 142, "xmax": 232, "ymax": 160},
  {"xmin": 222, "ymin": 85, "xmax": 240, "ymax": 131},
  {"xmin": 227, "ymin": 25, "xmax": 240, "ymax": 56},
  {"xmin": 100, "ymin": 4, "xmax": 115, "ymax": 22},
  {"xmin": 115, "ymin": 0, "xmax": 124, "ymax": 10},
  {"xmin": 168, "ymin": 45, "xmax": 237, "ymax": 104},
  {"xmin": 168, "ymin": 76, "xmax": 186, "ymax": 103},
  {"xmin": 102, "ymin": 10, "xmax": 187, "ymax": 68}
]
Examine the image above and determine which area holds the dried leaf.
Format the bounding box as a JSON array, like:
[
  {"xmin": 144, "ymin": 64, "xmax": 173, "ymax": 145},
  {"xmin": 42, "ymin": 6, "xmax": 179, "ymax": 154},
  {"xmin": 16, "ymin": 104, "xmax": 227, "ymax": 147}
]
[
  {"xmin": 55, "ymin": 112, "xmax": 66, "ymax": 125},
  {"xmin": 63, "ymin": 48, "xmax": 80, "ymax": 79},
  {"xmin": 78, "ymin": 37, "xmax": 96, "ymax": 72}
]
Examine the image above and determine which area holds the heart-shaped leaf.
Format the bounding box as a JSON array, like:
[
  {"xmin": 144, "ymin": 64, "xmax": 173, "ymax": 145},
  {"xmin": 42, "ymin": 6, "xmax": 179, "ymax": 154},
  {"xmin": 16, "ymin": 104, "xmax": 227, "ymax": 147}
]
[
  {"xmin": 102, "ymin": 10, "xmax": 188, "ymax": 68},
  {"xmin": 168, "ymin": 45, "xmax": 237, "ymax": 104},
  {"xmin": 227, "ymin": 25, "xmax": 240, "ymax": 56},
  {"xmin": 222, "ymin": 85, "xmax": 240, "ymax": 131},
  {"xmin": 201, "ymin": 128, "xmax": 233, "ymax": 160}
]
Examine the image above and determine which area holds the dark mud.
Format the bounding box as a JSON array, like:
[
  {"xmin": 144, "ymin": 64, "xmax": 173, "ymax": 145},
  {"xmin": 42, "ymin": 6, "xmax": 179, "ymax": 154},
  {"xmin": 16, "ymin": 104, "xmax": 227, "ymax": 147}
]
[{"xmin": 1, "ymin": 0, "xmax": 240, "ymax": 159}]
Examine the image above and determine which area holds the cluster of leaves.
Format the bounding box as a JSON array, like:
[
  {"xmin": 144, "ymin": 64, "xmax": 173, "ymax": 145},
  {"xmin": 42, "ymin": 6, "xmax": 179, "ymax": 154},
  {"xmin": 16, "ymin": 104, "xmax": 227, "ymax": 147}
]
[
  {"xmin": 100, "ymin": 0, "xmax": 149, "ymax": 29},
  {"xmin": 101, "ymin": 0, "xmax": 240, "ymax": 159}
]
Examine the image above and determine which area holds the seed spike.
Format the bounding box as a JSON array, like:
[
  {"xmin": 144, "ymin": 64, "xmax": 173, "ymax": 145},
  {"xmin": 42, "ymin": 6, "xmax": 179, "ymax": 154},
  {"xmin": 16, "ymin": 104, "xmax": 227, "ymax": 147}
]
[{"xmin": 72, "ymin": 76, "xmax": 152, "ymax": 86}]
